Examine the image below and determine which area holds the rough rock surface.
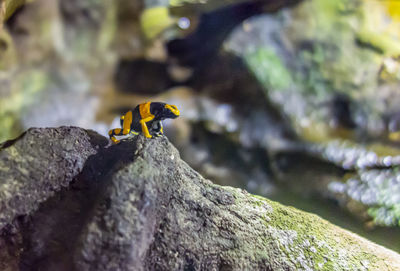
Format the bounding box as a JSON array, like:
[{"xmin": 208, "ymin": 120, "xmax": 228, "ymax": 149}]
[
  {"xmin": 0, "ymin": 127, "xmax": 400, "ymax": 270},
  {"xmin": 0, "ymin": 127, "xmax": 106, "ymax": 229}
]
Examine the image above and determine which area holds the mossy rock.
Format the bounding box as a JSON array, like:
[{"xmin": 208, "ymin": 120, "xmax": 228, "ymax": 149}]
[{"xmin": 1, "ymin": 127, "xmax": 400, "ymax": 270}]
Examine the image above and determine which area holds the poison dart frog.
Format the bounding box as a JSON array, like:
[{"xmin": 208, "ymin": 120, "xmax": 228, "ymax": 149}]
[{"xmin": 108, "ymin": 102, "xmax": 180, "ymax": 143}]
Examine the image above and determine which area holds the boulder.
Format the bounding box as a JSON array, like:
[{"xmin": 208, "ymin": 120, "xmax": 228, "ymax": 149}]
[{"xmin": 0, "ymin": 127, "xmax": 400, "ymax": 270}]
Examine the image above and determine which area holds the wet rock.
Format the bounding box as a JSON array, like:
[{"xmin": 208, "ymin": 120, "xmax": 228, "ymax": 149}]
[{"xmin": 1, "ymin": 127, "xmax": 400, "ymax": 270}]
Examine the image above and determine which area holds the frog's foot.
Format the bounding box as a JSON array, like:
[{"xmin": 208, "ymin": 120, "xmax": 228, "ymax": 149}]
[
  {"xmin": 109, "ymin": 128, "xmax": 123, "ymax": 144},
  {"xmin": 153, "ymin": 132, "xmax": 163, "ymax": 138}
]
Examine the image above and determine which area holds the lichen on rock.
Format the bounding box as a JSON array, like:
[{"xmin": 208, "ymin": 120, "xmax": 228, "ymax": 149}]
[{"xmin": 0, "ymin": 127, "xmax": 399, "ymax": 270}]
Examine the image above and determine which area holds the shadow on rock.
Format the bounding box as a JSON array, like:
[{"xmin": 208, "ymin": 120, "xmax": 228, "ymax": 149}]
[{"xmin": 19, "ymin": 138, "xmax": 138, "ymax": 271}]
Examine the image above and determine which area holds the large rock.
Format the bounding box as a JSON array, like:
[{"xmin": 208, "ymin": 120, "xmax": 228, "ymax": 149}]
[
  {"xmin": 0, "ymin": 127, "xmax": 105, "ymax": 229},
  {"xmin": 1, "ymin": 127, "xmax": 400, "ymax": 270}
]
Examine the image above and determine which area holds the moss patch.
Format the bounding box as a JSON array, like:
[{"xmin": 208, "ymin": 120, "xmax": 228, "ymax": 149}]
[
  {"xmin": 245, "ymin": 47, "xmax": 292, "ymax": 91},
  {"xmin": 246, "ymin": 193, "xmax": 392, "ymax": 270}
]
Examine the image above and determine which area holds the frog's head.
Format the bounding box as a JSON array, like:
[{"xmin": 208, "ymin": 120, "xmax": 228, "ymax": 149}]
[{"xmin": 164, "ymin": 104, "xmax": 180, "ymax": 119}]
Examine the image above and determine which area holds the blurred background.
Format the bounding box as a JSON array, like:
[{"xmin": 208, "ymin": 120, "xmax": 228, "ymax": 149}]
[{"xmin": 1, "ymin": 0, "xmax": 400, "ymax": 252}]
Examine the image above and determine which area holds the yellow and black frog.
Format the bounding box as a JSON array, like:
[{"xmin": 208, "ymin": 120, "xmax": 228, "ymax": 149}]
[{"xmin": 108, "ymin": 102, "xmax": 180, "ymax": 143}]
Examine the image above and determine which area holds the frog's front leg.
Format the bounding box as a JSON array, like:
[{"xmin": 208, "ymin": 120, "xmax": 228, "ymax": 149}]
[{"xmin": 140, "ymin": 116, "xmax": 154, "ymax": 138}]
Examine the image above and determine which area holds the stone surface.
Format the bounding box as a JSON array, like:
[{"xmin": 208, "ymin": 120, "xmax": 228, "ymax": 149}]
[
  {"xmin": 0, "ymin": 127, "xmax": 105, "ymax": 229},
  {"xmin": 0, "ymin": 127, "xmax": 400, "ymax": 270}
]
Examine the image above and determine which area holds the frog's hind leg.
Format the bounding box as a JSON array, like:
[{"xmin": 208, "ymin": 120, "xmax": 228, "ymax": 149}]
[
  {"xmin": 108, "ymin": 128, "xmax": 123, "ymax": 144},
  {"xmin": 109, "ymin": 111, "xmax": 134, "ymax": 143}
]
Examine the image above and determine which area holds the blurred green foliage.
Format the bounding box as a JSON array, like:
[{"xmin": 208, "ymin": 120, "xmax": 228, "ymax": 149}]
[
  {"xmin": 0, "ymin": 70, "xmax": 49, "ymax": 141},
  {"xmin": 140, "ymin": 6, "xmax": 175, "ymax": 39},
  {"xmin": 245, "ymin": 47, "xmax": 292, "ymax": 91}
]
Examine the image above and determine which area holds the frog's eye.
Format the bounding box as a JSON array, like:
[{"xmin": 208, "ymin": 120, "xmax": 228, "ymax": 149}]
[{"xmin": 171, "ymin": 105, "xmax": 177, "ymax": 110}]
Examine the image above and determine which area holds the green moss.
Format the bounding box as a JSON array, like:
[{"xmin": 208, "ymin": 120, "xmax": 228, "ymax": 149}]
[
  {"xmin": 247, "ymin": 193, "xmax": 385, "ymax": 270},
  {"xmin": 245, "ymin": 47, "xmax": 292, "ymax": 91},
  {"xmin": 0, "ymin": 113, "xmax": 22, "ymax": 143},
  {"xmin": 241, "ymin": 0, "xmax": 379, "ymax": 100}
]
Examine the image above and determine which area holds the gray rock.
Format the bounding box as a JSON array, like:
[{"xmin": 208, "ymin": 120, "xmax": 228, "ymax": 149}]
[
  {"xmin": 0, "ymin": 127, "xmax": 105, "ymax": 229},
  {"xmin": 0, "ymin": 127, "xmax": 400, "ymax": 270}
]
